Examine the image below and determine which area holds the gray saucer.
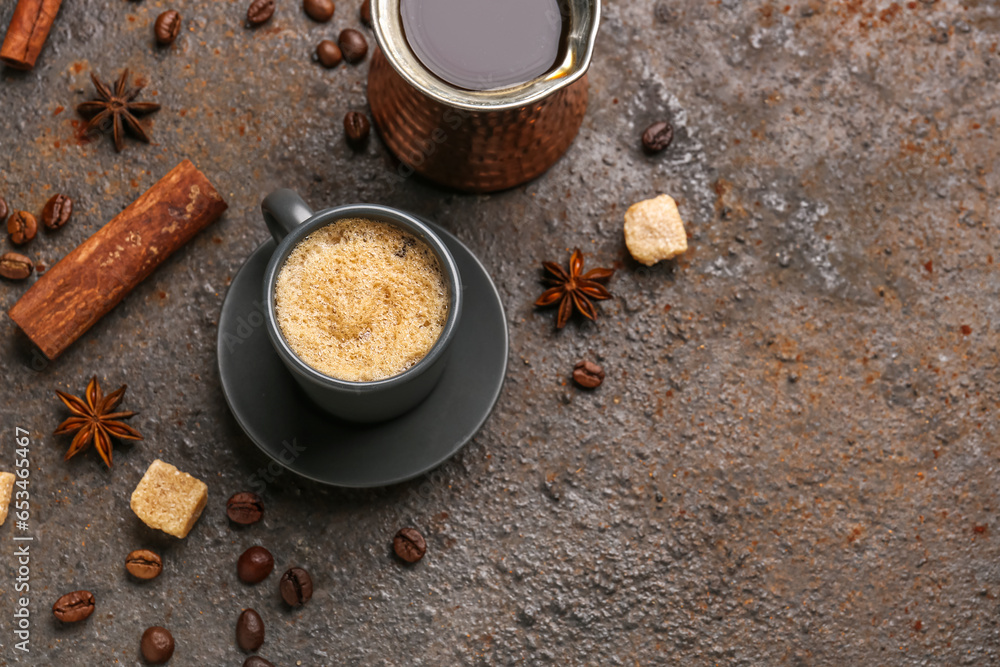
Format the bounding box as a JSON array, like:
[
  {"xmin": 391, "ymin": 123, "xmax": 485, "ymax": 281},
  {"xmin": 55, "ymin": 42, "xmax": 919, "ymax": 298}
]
[{"xmin": 217, "ymin": 220, "xmax": 508, "ymax": 487}]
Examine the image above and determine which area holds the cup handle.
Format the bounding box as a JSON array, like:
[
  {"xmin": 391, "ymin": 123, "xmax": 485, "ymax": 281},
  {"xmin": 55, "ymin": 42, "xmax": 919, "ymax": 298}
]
[{"xmin": 261, "ymin": 189, "xmax": 315, "ymax": 244}]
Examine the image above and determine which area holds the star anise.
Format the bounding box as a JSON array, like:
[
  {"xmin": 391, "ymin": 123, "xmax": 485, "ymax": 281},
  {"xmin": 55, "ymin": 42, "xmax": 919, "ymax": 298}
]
[
  {"xmin": 76, "ymin": 69, "xmax": 161, "ymax": 152},
  {"xmin": 535, "ymin": 248, "xmax": 615, "ymax": 329},
  {"xmin": 54, "ymin": 377, "xmax": 142, "ymax": 467}
]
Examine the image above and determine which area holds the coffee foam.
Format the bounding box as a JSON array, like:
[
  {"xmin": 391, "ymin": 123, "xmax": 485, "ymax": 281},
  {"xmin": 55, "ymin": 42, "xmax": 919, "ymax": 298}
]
[{"xmin": 274, "ymin": 218, "xmax": 449, "ymax": 382}]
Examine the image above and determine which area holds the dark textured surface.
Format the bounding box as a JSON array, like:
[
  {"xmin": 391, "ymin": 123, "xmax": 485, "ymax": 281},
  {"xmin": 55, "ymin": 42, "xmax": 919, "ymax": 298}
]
[{"xmin": 0, "ymin": 0, "xmax": 998, "ymax": 664}]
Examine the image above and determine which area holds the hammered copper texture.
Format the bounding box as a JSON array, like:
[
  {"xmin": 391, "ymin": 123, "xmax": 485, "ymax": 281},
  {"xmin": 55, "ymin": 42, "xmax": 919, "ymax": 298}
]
[{"xmin": 368, "ymin": 48, "xmax": 589, "ymax": 193}]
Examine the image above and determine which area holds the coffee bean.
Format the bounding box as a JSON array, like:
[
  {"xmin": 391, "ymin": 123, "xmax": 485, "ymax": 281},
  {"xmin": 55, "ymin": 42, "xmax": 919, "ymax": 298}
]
[
  {"xmin": 0, "ymin": 197, "xmax": 8, "ymax": 223},
  {"xmin": 42, "ymin": 193, "xmax": 73, "ymax": 230},
  {"xmin": 304, "ymin": 0, "xmax": 335, "ymax": 22},
  {"xmin": 7, "ymin": 211, "xmax": 37, "ymax": 245},
  {"xmin": 52, "ymin": 590, "xmax": 95, "ymax": 623},
  {"xmin": 154, "ymin": 10, "xmax": 182, "ymax": 45},
  {"xmin": 279, "ymin": 567, "xmax": 313, "ymax": 606},
  {"xmin": 642, "ymin": 121, "xmax": 674, "ymax": 153},
  {"xmin": 0, "ymin": 252, "xmax": 32, "ymax": 280},
  {"xmin": 247, "ymin": 0, "xmax": 275, "ymax": 26},
  {"xmin": 572, "ymin": 360, "xmax": 605, "ymax": 389},
  {"xmin": 238, "ymin": 546, "xmax": 275, "ymax": 584},
  {"xmin": 360, "ymin": 0, "xmax": 371, "ymax": 25},
  {"xmin": 125, "ymin": 549, "xmax": 163, "ymax": 580},
  {"xmin": 140, "ymin": 626, "xmax": 175, "ymax": 664},
  {"xmin": 344, "ymin": 111, "xmax": 370, "ymax": 147},
  {"xmin": 244, "ymin": 658, "xmax": 276, "ymax": 667},
  {"xmin": 236, "ymin": 608, "xmax": 265, "ymax": 652},
  {"xmin": 338, "ymin": 28, "xmax": 368, "ymax": 63},
  {"xmin": 393, "ymin": 527, "xmax": 426, "ymax": 563},
  {"xmin": 316, "ymin": 39, "xmax": 342, "ymax": 68},
  {"xmin": 227, "ymin": 491, "xmax": 264, "ymax": 525}
]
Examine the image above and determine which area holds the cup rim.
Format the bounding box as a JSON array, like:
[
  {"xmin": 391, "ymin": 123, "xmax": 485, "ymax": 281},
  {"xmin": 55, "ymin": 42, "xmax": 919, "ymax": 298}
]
[
  {"xmin": 371, "ymin": 0, "xmax": 601, "ymax": 112},
  {"xmin": 263, "ymin": 204, "xmax": 463, "ymax": 391}
]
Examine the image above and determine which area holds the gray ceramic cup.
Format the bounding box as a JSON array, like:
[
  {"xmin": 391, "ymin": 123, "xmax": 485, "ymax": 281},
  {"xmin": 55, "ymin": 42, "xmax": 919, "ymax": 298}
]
[{"xmin": 260, "ymin": 189, "xmax": 463, "ymax": 423}]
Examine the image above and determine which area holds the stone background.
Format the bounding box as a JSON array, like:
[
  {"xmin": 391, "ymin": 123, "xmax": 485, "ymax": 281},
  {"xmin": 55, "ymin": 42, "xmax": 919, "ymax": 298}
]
[{"xmin": 1, "ymin": 0, "xmax": 999, "ymax": 664}]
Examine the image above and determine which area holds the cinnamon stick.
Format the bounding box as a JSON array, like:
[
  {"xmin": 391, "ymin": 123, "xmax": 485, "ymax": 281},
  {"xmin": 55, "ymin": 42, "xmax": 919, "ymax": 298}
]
[
  {"xmin": 9, "ymin": 160, "xmax": 228, "ymax": 360},
  {"xmin": 0, "ymin": 0, "xmax": 62, "ymax": 70}
]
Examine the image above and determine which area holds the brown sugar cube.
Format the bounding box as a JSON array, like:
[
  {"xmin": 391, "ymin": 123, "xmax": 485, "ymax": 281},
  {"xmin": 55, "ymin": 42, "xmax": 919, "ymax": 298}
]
[
  {"xmin": 130, "ymin": 459, "xmax": 208, "ymax": 538},
  {"xmin": 0, "ymin": 472, "xmax": 14, "ymax": 526},
  {"xmin": 623, "ymin": 194, "xmax": 688, "ymax": 266}
]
